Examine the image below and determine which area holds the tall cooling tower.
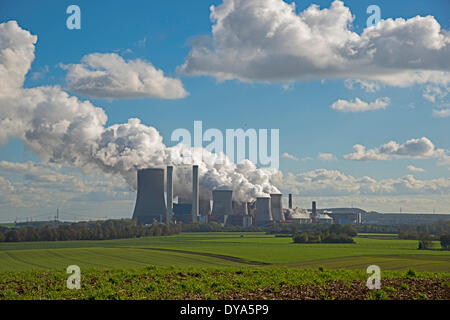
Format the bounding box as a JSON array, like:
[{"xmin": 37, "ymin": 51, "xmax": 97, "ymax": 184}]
[
  {"xmin": 270, "ymin": 193, "xmax": 284, "ymax": 222},
  {"xmin": 212, "ymin": 190, "xmax": 233, "ymax": 216},
  {"xmin": 255, "ymin": 197, "xmax": 272, "ymax": 225},
  {"xmin": 133, "ymin": 168, "xmax": 167, "ymax": 225},
  {"xmin": 232, "ymin": 201, "xmax": 248, "ymax": 215}
]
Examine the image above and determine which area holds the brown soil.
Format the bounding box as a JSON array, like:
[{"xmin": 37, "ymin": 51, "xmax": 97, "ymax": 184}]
[{"xmin": 185, "ymin": 278, "xmax": 450, "ymax": 300}]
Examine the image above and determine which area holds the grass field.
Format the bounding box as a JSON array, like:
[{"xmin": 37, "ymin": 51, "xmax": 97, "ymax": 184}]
[
  {"xmin": 1, "ymin": 232, "xmax": 449, "ymax": 300},
  {"xmin": 0, "ymin": 232, "xmax": 448, "ymax": 272}
]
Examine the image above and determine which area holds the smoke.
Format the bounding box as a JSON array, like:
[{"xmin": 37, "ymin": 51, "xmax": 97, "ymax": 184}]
[{"xmin": 0, "ymin": 21, "xmax": 279, "ymax": 202}]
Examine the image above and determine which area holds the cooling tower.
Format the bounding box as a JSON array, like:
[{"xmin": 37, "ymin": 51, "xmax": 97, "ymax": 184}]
[
  {"xmin": 133, "ymin": 168, "xmax": 167, "ymax": 225},
  {"xmin": 232, "ymin": 201, "xmax": 248, "ymax": 215},
  {"xmin": 270, "ymin": 193, "xmax": 284, "ymax": 222},
  {"xmin": 288, "ymin": 193, "xmax": 292, "ymax": 209},
  {"xmin": 212, "ymin": 189, "xmax": 233, "ymax": 216},
  {"xmin": 192, "ymin": 165, "xmax": 199, "ymax": 222},
  {"xmin": 166, "ymin": 165, "xmax": 173, "ymax": 221},
  {"xmin": 178, "ymin": 196, "xmax": 191, "ymax": 204},
  {"xmin": 255, "ymin": 197, "xmax": 272, "ymax": 225},
  {"xmin": 199, "ymin": 199, "xmax": 211, "ymax": 216}
]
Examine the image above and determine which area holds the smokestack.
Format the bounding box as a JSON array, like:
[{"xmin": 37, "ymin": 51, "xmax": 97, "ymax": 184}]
[
  {"xmin": 133, "ymin": 168, "xmax": 167, "ymax": 225},
  {"xmin": 192, "ymin": 165, "xmax": 199, "ymax": 222},
  {"xmin": 270, "ymin": 193, "xmax": 284, "ymax": 222},
  {"xmin": 166, "ymin": 165, "xmax": 173, "ymax": 221},
  {"xmin": 255, "ymin": 197, "xmax": 272, "ymax": 225},
  {"xmin": 288, "ymin": 194, "xmax": 292, "ymax": 209},
  {"xmin": 212, "ymin": 190, "xmax": 233, "ymax": 216},
  {"xmin": 312, "ymin": 201, "xmax": 317, "ymax": 218}
]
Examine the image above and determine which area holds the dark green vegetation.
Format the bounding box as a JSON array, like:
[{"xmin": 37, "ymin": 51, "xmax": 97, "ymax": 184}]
[
  {"xmin": 0, "ymin": 267, "xmax": 448, "ymax": 300},
  {"xmin": 0, "ymin": 220, "xmax": 181, "ymax": 242},
  {"xmin": 293, "ymin": 224, "xmax": 357, "ymax": 244}
]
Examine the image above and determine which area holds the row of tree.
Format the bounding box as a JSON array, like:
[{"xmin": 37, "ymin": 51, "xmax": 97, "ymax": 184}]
[
  {"xmin": 293, "ymin": 224, "xmax": 357, "ymax": 244},
  {"xmin": 417, "ymin": 233, "xmax": 450, "ymax": 251},
  {"xmin": 0, "ymin": 219, "xmax": 182, "ymax": 242}
]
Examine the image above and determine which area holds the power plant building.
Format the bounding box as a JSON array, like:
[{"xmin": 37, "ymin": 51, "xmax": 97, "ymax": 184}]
[{"xmin": 132, "ymin": 165, "xmax": 334, "ymax": 226}]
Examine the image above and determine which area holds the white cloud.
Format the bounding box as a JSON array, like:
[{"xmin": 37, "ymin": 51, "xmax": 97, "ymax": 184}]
[
  {"xmin": 0, "ymin": 160, "xmax": 134, "ymax": 214},
  {"xmin": 271, "ymin": 169, "xmax": 450, "ymax": 197},
  {"xmin": 343, "ymin": 137, "xmax": 449, "ymax": 162},
  {"xmin": 407, "ymin": 165, "xmax": 425, "ymax": 173},
  {"xmin": 330, "ymin": 97, "xmax": 390, "ymax": 112},
  {"xmin": 0, "ymin": 21, "xmax": 36, "ymax": 96},
  {"xmin": 179, "ymin": 0, "xmax": 450, "ymax": 88},
  {"xmin": 423, "ymin": 85, "xmax": 448, "ymax": 103},
  {"xmin": 318, "ymin": 153, "xmax": 336, "ymax": 161},
  {"xmin": 432, "ymin": 108, "xmax": 450, "ymax": 118},
  {"xmin": 281, "ymin": 152, "xmax": 298, "ymax": 161},
  {"xmin": 344, "ymin": 79, "xmax": 382, "ymax": 93},
  {"xmin": 64, "ymin": 53, "xmax": 188, "ymax": 99}
]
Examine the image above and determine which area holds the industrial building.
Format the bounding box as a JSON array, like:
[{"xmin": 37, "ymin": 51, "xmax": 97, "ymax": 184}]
[{"xmin": 132, "ymin": 165, "xmax": 345, "ymax": 226}]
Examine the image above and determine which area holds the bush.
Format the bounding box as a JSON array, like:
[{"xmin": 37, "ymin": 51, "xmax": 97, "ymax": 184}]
[
  {"xmin": 293, "ymin": 233, "xmax": 308, "ymax": 243},
  {"xmin": 322, "ymin": 233, "xmax": 355, "ymax": 243},
  {"xmin": 292, "ymin": 224, "xmax": 356, "ymax": 244},
  {"xmin": 406, "ymin": 269, "xmax": 416, "ymax": 277},
  {"xmin": 418, "ymin": 239, "xmax": 433, "ymax": 250},
  {"xmin": 440, "ymin": 233, "xmax": 450, "ymax": 250}
]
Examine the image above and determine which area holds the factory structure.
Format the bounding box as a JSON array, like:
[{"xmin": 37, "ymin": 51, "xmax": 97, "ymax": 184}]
[{"xmin": 132, "ymin": 166, "xmax": 359, "ymax": 226}]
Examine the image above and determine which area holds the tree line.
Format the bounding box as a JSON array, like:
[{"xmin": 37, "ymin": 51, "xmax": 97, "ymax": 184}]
[
  {"xmin": 0, "ymin": 219, "xmax": 182, "ymax": 242},
  {"xmin": 293, "ymin": 224, "xmax": 357, "ymax": 244}
]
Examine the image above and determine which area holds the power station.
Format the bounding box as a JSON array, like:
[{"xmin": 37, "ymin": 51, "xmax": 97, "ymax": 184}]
[{"xmin": 132, "ymin": 165, "xmax": 341, "ymax": 226}]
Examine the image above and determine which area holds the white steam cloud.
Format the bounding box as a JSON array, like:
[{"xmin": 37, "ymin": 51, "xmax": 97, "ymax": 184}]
[{"xmin": 0, "ymin": 21, "xmax": 279, "ymax": 202}]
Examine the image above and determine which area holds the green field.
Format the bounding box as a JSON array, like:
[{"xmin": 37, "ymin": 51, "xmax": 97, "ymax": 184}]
[{"xmin": 0, "ymin": 232, "xmax": 449, "ymax": 272}]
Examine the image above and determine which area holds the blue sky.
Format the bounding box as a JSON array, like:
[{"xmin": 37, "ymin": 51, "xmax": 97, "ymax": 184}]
[{"xmin": 0, "ymin": 0, "xmax": 449, "ymax": 221}]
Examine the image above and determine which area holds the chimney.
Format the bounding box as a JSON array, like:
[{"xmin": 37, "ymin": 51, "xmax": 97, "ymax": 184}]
[
  {"xmin": 312, "ymin": 201, "xmax": 317, "ymax": 218},
  {"xmin": 192, "ymin": 165, "xmax": 199, "ymax": 222},
  {"xmin": 288, "ymin": 193, "xmax": 292, "ymax": 209},
  {"xmin": 166, "ymin": 165, "xmax": 173, "ymax": 222}
]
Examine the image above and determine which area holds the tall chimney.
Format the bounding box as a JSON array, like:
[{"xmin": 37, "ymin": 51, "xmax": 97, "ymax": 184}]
[
  {"xmin": 312, "ymin": 201, "xmax": 317, "ymax": 218},
  {"xmin": 288, "ymin": 193, "xmax": 292, "ymax": 209},
  {"xmin": 166, "ymin": 165, "xmax": 173, "ymax": 222},
  {"xmin": 192, "ymin": 165, "xmax": 199, "ymax": 222}
]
